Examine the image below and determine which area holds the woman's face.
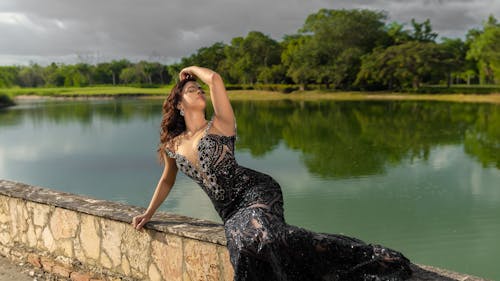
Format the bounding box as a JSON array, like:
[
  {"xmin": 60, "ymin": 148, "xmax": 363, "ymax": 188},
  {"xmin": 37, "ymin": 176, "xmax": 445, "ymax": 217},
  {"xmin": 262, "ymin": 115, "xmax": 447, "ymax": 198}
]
[{"xmin": 178, "ymin": 81, "xmax": 206, "ymax": 112}]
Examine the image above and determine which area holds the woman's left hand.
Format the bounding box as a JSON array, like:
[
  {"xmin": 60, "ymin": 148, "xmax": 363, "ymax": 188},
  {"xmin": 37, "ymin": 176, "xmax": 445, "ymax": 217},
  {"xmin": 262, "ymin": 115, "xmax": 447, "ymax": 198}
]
[{"xmin": 179, "ymin": 66, "xmax": 197, "ymax": 80}]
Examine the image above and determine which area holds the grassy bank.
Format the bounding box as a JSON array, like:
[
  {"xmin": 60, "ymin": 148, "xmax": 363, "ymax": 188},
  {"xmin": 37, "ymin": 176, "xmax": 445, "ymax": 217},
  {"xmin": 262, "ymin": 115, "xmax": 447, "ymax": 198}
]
[
  {"xmin": 418, "ymin": 85, "xmax": 500, "ymax": 94},
  {"xmin": 2, "ymin": 86, "xmax": 500, "ymax": 104},
  {"xmin": 224, "ymin": 90, "xmax": 500, "ymax": 104},
  {"xmin": 2, "ymin": 86, "xmax": 172, "ymax": 98}
]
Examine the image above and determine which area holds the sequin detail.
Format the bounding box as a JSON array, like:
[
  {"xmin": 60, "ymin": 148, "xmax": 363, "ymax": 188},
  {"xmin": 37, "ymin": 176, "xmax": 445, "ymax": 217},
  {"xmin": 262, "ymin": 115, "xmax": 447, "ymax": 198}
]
[{"xmin": 165, "ymin": 115, "xmax": 412, "ymax": 281}]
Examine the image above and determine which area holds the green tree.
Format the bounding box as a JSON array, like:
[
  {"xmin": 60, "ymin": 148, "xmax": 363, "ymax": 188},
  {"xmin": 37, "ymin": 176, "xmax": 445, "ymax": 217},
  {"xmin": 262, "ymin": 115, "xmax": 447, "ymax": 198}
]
[
  {"xmin": 62, "ymin": 64, "xmax": 88, "ymax": 87},
  {"xmin": 167, "ymin": 42, "xmax": 227, "ymax": 83},
  {"xmin": 281, "ymin": 34, "xmax": 316, "ymax": 90},
  {"xmin": 464, "ymin": 105, "xmax": 500, "ymax": 168},
  {"xmin": 410, "ymin": 18, "xmax": 438, "ymax": 42},
  {"xmin": 18, "ymin": 63, "xmax": 44, "ymax": 87},
  {"xmin": 356, "ymin": 41, "xmax": 449, "ymax": 90},
  {"xmin": 119, "ymin": 67, "xmax": 139, "ymax": 84},
  {"xmin": 74, "ymin": 63, "xmax": 93, "ymax": 86},
  {"xmin": 257, "ymin": 64, "xmax": 288, "ymax": 84},
  {"xmin": 0, "ymin": 66, "xmax": 19, "ymax": 88},
  {"xmin": 147, "ymin": 62, "xmax": 167, "ymax": 84},
  {"xmin": 440, "ymin": 38, "xmax": 467, "ymax": 86},
  {"xmin": 94, "ymin": 62, "xmax": 113, "ymax": 85},
  {"xmin": 109, "ymin": 59, "xmax": 131, "ymax": 85},
  {"xmin": 43, "ymin": 63, "xmax": 65, "ymax": 86},
  {"xmin": 137, "ymin": 61, "xmax": 154, "ymax": 84},
  {"xmin": 290, "ymin": 8, "xmax": 389, "ymax": 89},
  {"xmin": 460, "ymin": 28, "xmax": 483, "ymax": 85},
  {"xmin": 467, "ymin": 15, "xmax": 500, "ymax": 84},
  {"xmin": 385, "ymin": 21, "xmax": 412, "ymax": 45},
  {"xmin": 190, "ymin": 42, "xmax": 227, "ymax": 72},
  {"xmin": 223, "ymin": 31, "xmax": 282, "ymax": 84}
]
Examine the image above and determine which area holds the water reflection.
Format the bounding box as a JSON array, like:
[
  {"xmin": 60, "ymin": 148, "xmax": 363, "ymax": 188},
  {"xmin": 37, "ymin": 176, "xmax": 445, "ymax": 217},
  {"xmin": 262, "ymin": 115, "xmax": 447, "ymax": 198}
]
[
  {"xmin": 1, "ymin": 99, "xmax": 499, "ymax": 176},
  {"xmin": 0, "ymin": 99, "xmax": 157, "ymax": 126},
  {"xmin": 233, "ymin": 100, "xmax": 499, "ymax": 175}
]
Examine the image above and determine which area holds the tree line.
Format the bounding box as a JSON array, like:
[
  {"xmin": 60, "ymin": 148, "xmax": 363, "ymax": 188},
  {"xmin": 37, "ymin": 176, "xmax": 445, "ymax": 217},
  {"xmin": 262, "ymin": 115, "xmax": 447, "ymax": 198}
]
[
  {"xmin": 1, "ymin": 8, "xmax": 499, "ymax": 91},
  {"xmin": 0, "ymin": 59, "xmax": 169, "ymax": 88}
]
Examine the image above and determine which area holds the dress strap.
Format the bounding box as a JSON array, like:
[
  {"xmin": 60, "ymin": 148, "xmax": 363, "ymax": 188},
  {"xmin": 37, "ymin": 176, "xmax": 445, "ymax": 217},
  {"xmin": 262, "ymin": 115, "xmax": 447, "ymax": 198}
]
[
  {"xmin": 204, "ymin": 114, "xmax": 215, "ymax": 136},
  {"xmin": 234, "ymin": 116, "xmax": 238, "ymax": 140},
  {"xmin": 165, "ymin": 147, "xmax": 176, "ymax": 159}
]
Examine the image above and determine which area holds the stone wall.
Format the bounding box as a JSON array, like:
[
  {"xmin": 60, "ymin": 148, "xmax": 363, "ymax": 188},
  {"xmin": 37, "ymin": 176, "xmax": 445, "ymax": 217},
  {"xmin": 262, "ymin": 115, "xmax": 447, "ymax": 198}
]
[
  {"xmin": 0, "ymin": 179, "xmax": 489, "ymax": 281},
  {"xmin": 0, "ymin": 179, "xmax": 233, "ymax": 281}
]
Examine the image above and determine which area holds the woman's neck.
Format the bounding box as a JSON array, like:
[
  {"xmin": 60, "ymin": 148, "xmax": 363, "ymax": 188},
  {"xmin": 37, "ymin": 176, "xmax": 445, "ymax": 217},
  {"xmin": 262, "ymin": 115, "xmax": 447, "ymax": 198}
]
[{"xmin": 183, "ymin": 111, "xmax": 207, "ymax": 135}]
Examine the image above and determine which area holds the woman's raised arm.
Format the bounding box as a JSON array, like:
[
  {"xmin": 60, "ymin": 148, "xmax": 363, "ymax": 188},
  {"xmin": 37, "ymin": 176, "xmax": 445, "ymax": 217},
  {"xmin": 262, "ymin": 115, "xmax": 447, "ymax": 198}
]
[{"xmin": 179, "ymin": 66, "xmax": 236, "ymax": 136}]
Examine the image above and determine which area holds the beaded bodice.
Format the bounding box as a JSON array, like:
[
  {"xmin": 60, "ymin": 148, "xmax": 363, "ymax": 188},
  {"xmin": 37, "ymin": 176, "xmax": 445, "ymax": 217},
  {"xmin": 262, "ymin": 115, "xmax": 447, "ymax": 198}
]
[{"xmin": 165, "ymin": 115, "xmax": 249, "ymax": 220}]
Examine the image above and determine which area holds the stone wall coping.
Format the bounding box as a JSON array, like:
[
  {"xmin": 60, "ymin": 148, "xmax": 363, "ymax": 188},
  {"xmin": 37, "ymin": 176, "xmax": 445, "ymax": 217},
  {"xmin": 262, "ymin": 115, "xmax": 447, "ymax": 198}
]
[{"xmin": 0, "ymin": 179, "xmax": 227, "ymax": 246}]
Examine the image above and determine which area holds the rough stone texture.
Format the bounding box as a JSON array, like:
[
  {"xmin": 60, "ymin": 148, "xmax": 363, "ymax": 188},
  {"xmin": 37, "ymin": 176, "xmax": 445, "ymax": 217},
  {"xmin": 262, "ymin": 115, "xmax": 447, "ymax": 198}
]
[
  {"xmin": 183, "ymin": 269, "xmax": 192, "ymax": 281},
  {"xmin": 0, "ymin": 230, "xmax": 9, "ymax": 246},
  {"xmin": 8, "ymin": 198, "xmax": 19, "ymax": 241},
  {"xmin": 121, "ymin": 255, "xmax": 131, "ymax": 276},
  {"xmin": 101, "ymin": 251, "xmax": 113, "ymax": 269},
  {"xmin": 26, "ymin": 222, "xmax": 37, "ymax": 248},
  {"xmin": 121, "ymin": 225, "xmax": 152, "ymax": 278},
  {"xmin": 148, "ymin": 263, "xmax": 162, "ymax": 281},
  {"xmin": 41, "ymin": 225, "xmax": 55, "ymax": 252},
  {"xmin": 70, "ymin": 271, "xmax": 93, "ymax": 281},
  {"xmin": 28, "ymin": 252, "xmax": 42, "ymax": 268},
  {"xmin": 184, "ymin": 238, "xmax": 220, "ymax": 281},
  {"xmin": 30, "ymin": 201, "xmax": 51, "ymax": 227},
  {"xmin": 53, "ymin": 264, "xmax": 72, "ymax": 278},
  {"xmin": 79, "ymin": 214, "xmax": 101, "ymax": 261},
  {"xmin": 101, "ymin": 219, "xmax": 124, "ymax": 269},
  {"xmin": 0, "ymin": 197, "xmax": 9, "ymax": 224},
  {"xmin": 50, "ymin": 207, "xmax": 79, "ymax": 240},
  {"xmin": 408, "ymin": 264, "xmax": 489, "ymax": 281},
  {"xmin": 40, "ymin": 255, "xmax": 55, "ymax": 271},
  {"xmin": 218, "ymin": 246, "xmax": 234, "ymax": 281},
  {"xmin": 0, "ymin": 178, "xmax": 492, "ymax": 281},
  {"xmin": 57, "ymin": 238, "xmax": 74, "ymax": 258},
  {"xmin": 151, "ymin": 232, "xmax": 183, "ymax": 281}
]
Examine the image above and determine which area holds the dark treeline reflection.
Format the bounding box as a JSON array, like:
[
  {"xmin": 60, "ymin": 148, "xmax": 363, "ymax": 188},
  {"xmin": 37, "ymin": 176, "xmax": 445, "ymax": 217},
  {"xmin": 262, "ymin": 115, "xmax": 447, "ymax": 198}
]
[
  {"xmin": 1, "ymin": 99, "xmax": 499, "ymax": 176},
  {"xmin": 0, "ymin": 99, "xmax": 160, "ymax": 127},
  {"xmin": 234, "ymin": 100, "xmax": 500, "ymax": 177}
]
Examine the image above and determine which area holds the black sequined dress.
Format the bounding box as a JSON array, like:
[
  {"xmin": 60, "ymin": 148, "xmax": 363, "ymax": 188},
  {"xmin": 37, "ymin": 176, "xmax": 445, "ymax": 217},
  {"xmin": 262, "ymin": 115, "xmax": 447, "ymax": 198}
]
[{"xmin": 166, "ymin": 115, "xmax": 412, "ymax": 281}]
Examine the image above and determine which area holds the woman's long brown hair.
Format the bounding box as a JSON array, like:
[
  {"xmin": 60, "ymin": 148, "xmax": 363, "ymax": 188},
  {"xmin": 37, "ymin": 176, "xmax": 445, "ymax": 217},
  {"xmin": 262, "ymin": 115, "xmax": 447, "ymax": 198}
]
[{"xmin": 157, "ymin": 76, "xmax": 205, "ymax": 164}]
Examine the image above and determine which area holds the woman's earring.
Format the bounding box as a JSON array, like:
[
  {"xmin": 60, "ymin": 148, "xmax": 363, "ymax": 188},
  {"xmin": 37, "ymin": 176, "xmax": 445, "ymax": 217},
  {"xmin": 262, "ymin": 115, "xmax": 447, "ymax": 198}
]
[{"xmin": 180, "ymin": 109, "xmax": 185, "ymax": 116}]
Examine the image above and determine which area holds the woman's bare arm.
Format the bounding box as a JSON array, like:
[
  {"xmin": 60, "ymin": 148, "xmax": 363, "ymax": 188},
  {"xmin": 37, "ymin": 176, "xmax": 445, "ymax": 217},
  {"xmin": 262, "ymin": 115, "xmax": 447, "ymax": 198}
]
[
  {"xmin": 179, "ymin": 66, "xmax": 236, "ymax": 136},
  {"xmin": 132, "ymin": 150, "xmax": 178, "ymax": 230}
]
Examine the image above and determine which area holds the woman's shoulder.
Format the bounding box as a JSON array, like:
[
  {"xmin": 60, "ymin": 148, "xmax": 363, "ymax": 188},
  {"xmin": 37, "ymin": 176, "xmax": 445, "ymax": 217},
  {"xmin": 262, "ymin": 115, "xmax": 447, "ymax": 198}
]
[{"xmin": 164, "ymin": 137, "xmax": 180, "ymax": 158}]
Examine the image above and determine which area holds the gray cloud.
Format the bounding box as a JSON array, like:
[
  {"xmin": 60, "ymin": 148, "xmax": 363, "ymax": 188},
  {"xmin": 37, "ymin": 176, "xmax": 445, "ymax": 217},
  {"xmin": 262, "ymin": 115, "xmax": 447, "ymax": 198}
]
[{"xmin": 0, "ymin": 0, "xmax": 498, "ymax": 65}]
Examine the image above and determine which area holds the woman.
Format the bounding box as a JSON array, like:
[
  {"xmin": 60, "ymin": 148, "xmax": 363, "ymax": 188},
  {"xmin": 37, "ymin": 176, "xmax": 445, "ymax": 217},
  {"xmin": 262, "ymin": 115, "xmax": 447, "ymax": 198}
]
[{"xmin": 131, "ymin": 66, "xmax": 413, "ymax": 281}]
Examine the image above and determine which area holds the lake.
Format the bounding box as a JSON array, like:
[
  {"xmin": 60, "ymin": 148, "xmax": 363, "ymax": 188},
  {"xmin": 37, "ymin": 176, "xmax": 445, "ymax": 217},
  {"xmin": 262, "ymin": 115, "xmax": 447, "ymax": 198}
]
[{"xmin": 1, "ymin": 97, "xmax": 499, "ymax": 279}]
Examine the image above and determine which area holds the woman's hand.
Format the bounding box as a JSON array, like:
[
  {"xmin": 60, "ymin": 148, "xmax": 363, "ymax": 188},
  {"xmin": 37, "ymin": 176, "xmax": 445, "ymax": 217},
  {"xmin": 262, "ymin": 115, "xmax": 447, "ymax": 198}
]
[
  {"xmin": 179, "ymin": 66, "xmax": 217, "ymax": 86},
  {"xmin": 131, "ymin": 212, "xmax": 152, "ymax": 231},
  {"xmin": 179, "ymin": 66, "xmax": 198, "ymax": 80}
]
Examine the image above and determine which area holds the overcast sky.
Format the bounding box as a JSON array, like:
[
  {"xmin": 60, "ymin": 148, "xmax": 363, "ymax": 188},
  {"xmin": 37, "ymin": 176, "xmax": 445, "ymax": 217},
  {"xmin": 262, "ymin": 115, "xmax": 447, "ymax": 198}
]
[{"xmin": 0, "ymin": 0, "xmax": 498, "ymax": 66}]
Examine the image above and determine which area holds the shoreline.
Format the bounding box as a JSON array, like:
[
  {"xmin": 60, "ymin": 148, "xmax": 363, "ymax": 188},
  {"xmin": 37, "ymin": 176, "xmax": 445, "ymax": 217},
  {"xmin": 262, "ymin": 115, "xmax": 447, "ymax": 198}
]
[
  {"xmin": 8, "ymin": 91, "xmax": 500, "ymax": 104},
  {"xmin": 227, "ymin": 90, "xmax": 500, "ymax": 103}
]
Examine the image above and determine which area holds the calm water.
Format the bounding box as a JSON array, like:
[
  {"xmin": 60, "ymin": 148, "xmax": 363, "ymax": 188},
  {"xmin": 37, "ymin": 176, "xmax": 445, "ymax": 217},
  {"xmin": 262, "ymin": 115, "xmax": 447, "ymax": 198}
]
[{"xmin": 1, "ymin": 98, "xmax": 499, "ymax": 279}]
